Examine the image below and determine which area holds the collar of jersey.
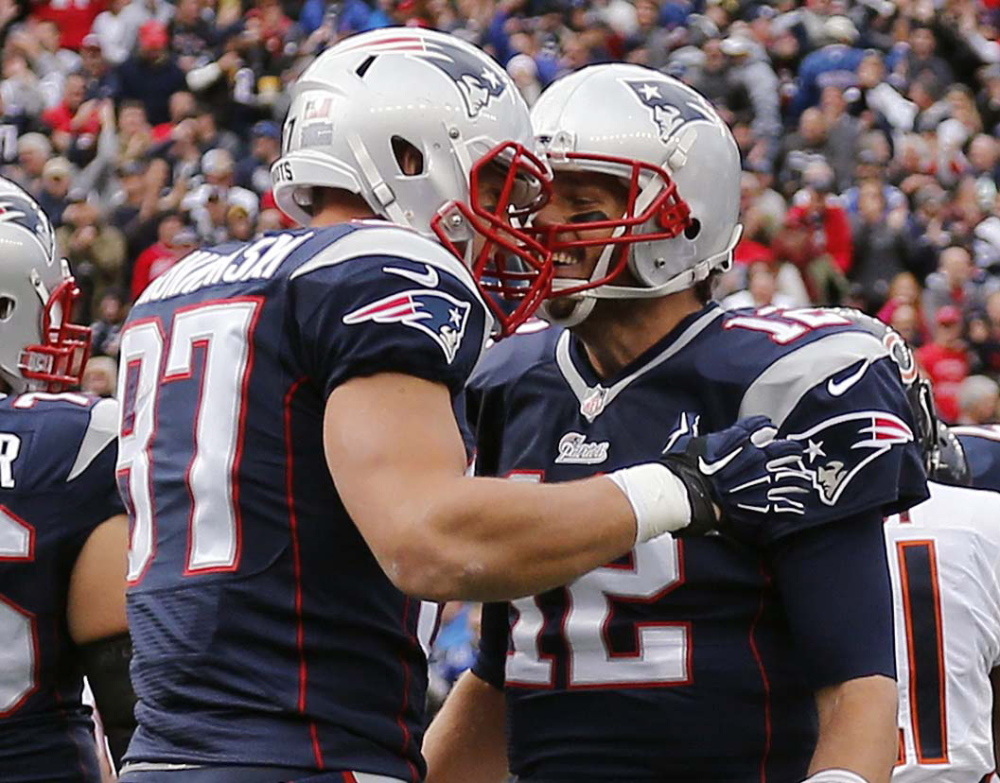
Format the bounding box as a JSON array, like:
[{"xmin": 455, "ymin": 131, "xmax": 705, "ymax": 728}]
[{"xmin": 556, "ymin": 303, "xmax": 724, "ymax": 421}]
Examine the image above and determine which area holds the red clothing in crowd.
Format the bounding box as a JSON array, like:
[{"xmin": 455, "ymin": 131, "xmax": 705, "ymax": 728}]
[
  {"xmin": 30, "ymin": 0, "xmax": 106, "ymax": 50},
  {"xmin": 42, "ymin": 102, "xmax": 102, "ymax": 135},
  {"xmin": 785, "ymin": 203, "xmax": 854, "ymax": 274},
  {"xmin": 915, "ymin": 341, "xmax": 970, "ymax": 423},
  {"xmin": 131, "ymin": 242, "xmax": 180, "ymax": 300}
]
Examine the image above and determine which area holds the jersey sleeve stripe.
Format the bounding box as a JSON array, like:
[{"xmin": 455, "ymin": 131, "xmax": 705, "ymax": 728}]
[
  {"xmin": 67, "ymin": 398, "xmax": 119, "ymax": 482},
  {"xmin": 290, "ymin": 226, "xmax": 481, "ymax": 300},
  {"xmin": 738, "ymin": 331, "xmax": 888, "ymax": 429}
]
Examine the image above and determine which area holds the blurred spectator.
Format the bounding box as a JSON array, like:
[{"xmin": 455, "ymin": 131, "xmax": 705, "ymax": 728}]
[
  {"xmin": 720, "ymin": 36, "xmax": 782, "ymax": 163},
  {"xmin": 775, "ymin": 107, "xmax": 831, "ymax": 197},
  {"xmin": 169, "ymin": 0, "xmax": 218, "ymax": 72},
  {"xmin": 117, "ymin": 99, "xmax": 154, "ymax": 161},
  {"xmin": 42, "ymin": 73, "xmax": 102, "ymax": 155},
  {"xmin": 818, "ymin": 85, "xmax": 860, "ymax": 192},
  {"xmin": 624, "ymin": 0, "xmax": 675, "ymax": 70},
  {"xmin": 923, "ymin": 244, "xmax": 1000, "ymax": 324},
  {"xmin": 89, "ymin": 288, "xmax": 127, "ymax": 358},
  {"xmin": 79, "ymin": 34, "xmax": 119, "ymax": 101},
  {"xmin": 1, "ymin": 51, "xmax": 46, "ymax": 120},
  {"xmin": 906, "ymin": 23, "xmax": 954, "ymax": 88},
  {"xmin": 888, "ymin": 302, "xmax": 923, "ymax": 348},
  {"xmin": 29, "ymin": 0, "xmax": 106, "ymax": 51},
  {"xmin": 956, "ymin": 374, "xmax": 1000, "ymax": 425},
  {"xmin": 848, "ymin": 179, "xmax": 910, "ymax": 311},
  {"xmin": 506, "ymin": 54, "xmax": 542, "ymax": 106},
  {"xmin": 193, "ymin": 102, "xmax": 241, "ymax": 159},
  {"xmin": 36, "ymin": 157, "xmax": 74, "ymax": 227},
  {"xmin": 877, "ymin": 271, "xmax": 929, "ymax": 346},
  {"xmin": 721, "ymin": 261, "xmax": 798, "ymax": 310},
  {"xmin": 57, "ymin": 197, "xmax": 127, "ymax": 321},
  {"xmin": 117, "ymin": 21, "xmax": 188, "ymax": 126},
  {"xmin": 90, "ymin": 0, "xmax": 136, "ymax": 66},
  {"xmin": 10, "ymin": 20, "xmax": 81, "ymax": 83},
  {"xmin": 791, "ymin": 15, "xmax": 866, "ymax": 118},
  {"xmin": 183, "ymin": 148, "xmax": 258, "ymax": 243},
  {"xmin": 916, "ymin": 304, "xmax": 971, "ymax": 424},
  {"xmin": 131, "ymin": 214, "xmax": 196, "ymax": 300},
  {"xmin": 10, "ymin": 132, "xmax": 51, "ymax": 193},
  {"xmin": 235, "ymin": 120, "xmax": 280, "ymax": 194},
  {"xmin": 80, "ymin": 355, "xmax": 118, "ymax": 398},
  {"xmin": 785, "ymin": 161, "xmax": 853, "ymax": 302}
]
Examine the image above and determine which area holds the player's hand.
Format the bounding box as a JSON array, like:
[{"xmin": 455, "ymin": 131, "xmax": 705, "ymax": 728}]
[{"xmin": 662, "ymin": 415, "xmax": 811, "ymax": 544}]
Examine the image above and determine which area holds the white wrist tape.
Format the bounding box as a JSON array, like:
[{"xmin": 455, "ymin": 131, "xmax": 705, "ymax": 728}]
[
  {"xmin": 802, "ymin": 770, "xmax": 869, "ymax": 783},
  {"xmin": 606, "ymin": 463, "xmax": 691, "ymax": 545}
]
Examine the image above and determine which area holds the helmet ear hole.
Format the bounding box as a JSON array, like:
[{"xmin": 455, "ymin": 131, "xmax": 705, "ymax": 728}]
[
  {"xmin": 391, "ymin": 136, "xmax": 424, "ymax": 176},
  {"xmin": 0, "ymin": 297, "xmax": 13, "ymax": 321},
  {"xmin": 683, "ymin": 218, "xmax": 701, "ymax": 240}
]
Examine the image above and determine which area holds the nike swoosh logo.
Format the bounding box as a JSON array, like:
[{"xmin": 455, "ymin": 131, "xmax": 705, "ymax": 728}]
[
  {"xmin": 698, "ymin": 446, "xmax": 742, "ymax": 476},
  {"xmin": 384, "ymin": 264, "xmax": 439, "ymax": 288},
  {"xmin": 827, "ymin": 360, "xmax": 870, "ymax": 397}
]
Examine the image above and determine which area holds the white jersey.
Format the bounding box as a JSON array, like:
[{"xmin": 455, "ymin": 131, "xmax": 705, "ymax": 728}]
[{"xmin": 886, "ymin": 481, "xmax": 1000, "ymax": 783}]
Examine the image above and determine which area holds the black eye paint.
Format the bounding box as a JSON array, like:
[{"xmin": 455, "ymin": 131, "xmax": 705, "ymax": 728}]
[{"xmin": 568, "ymin": 210, "xmax": 609, "ymax": 224}]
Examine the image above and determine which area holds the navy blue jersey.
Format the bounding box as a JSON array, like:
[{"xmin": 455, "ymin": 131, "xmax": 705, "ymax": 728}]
[
  {"xmin": 952, "ymin": 425, "xmax": 1000, "ymax": 492},
  {"xmin": 470, "ymin": 304, "xmax": 928, "ymax": 782},
  {"xmin": 0, "ymin": 392, "xmax": 122, "ymax": 782},
  {"xmin": 118, "ymin": 223, "xmax": 488, "ymax": 780}
]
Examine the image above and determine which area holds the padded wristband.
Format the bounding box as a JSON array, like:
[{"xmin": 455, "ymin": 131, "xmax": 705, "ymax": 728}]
[{"xmin": 606, "ymin": 463, "xmax": 691, "ymax": 545}]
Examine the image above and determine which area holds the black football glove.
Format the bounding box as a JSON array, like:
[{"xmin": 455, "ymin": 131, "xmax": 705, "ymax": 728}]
[{"xmin": 662, "ymin": 415, "xmax": 812, "ymax": 545}]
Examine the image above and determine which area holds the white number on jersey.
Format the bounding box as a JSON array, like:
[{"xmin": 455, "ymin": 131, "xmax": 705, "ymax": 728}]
[
  {"xmin": 505, "ymin": 472, "xmax": 689, "ymax": 687},
  {"xmin": 0, "ymin": 506, "xmax": 36, "ymax": 716},
  {"xmin": 118, "ymin": 299, "xmax": 262, "ymax": 582},
  {"xmin": 723, "ymin": 307, "xmax": 851, "ymax": 344}
]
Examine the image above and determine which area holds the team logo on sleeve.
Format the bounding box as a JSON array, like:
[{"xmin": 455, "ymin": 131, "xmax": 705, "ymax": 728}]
[
  {"xmin": 787, "ymin": 411, "xmax": 914, "ymax": 506},
  {"xmin": 343, "ymin": 289, "xmax": 471, "ymax": 364}
]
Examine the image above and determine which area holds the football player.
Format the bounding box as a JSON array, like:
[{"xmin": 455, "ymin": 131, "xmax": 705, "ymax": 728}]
[
  {"xmin": 0, "ymin": 177, "xmax": 135, "ymax": 781},
  {"xmin": 424, "ymin": 65, "xmax": 929, "ymax": 783},
  {"xmin": 823, "ymin": 315, "xmax": 1000, "ymax": 783},
  {"xmin": 116, "ymin": 31, "xmax": 808, "ymax": 783}
]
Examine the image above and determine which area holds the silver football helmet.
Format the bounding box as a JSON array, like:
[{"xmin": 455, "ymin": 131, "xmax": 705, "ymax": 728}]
[
  {"xmin": 271, "ymin": 28, "xmax": 553, "ymax": 335},
  {"xmin": 0, "ymin": 177, "xmax": 90, "ymax": 392},
  {"xmin": 529, "ymin": 64, "xmax": 744, "ymax": 326}
]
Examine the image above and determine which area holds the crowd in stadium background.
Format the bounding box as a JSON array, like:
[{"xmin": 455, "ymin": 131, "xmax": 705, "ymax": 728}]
[{"xmin": 6, "ymin": 0, "xmax": 1000, "ymax": 426}]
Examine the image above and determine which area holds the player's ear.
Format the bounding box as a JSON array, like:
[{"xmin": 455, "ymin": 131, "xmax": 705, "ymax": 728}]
[{"xmin": 392, "ymin": 136, "xmax": 425, "ymax": 177}]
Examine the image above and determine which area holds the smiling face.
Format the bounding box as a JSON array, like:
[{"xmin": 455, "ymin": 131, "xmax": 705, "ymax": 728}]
[{"xmin": 534, "ymin": 169, "xmax": 630, "ymax": 321}]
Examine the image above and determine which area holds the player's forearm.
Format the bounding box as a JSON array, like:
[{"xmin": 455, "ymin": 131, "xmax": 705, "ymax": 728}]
[
  {"xmin": 386, "ymin": 473, "xmax": 637, "ymax": 602},
  {"xmin": 809, "ymin": 675, "xmax": 898, "ymax": 783},
  {"xmin": 424, "ymin": 671, "xmax": 508, "ymax": 783}
]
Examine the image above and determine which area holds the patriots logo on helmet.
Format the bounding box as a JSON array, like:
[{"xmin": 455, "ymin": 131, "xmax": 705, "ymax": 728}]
[
  {"xmin": 787, "ymin": 411, "xmax": 914, "ymax": 506},
  {"xmin": 623, "ymin": 80, "xmax": 723, "ymax": 143},
  {"xmin": 0, "ymin": 195, "xmax": 53, "ymax": 257},
  {"xmin": 343, "ymin": 289, "xmax": 471, "ymax": 364},
  {"xmin": 341, "ymin": 35, "xmax": 507, "ymax": 119}
]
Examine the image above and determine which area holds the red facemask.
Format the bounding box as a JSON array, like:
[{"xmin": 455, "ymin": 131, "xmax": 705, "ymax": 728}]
[
  {"xmin": 525, "ymin": 151, "xmax": 692, "ymax": 298},
  {"xmin": 432, "ymin": 140, "xmax": 554, "ymax": 339},
  {"xmin": 19, "ymin": 277, "xmax": 92, "ymax": 392}
]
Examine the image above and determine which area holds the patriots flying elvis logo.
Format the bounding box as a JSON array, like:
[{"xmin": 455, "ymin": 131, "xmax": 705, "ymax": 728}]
[
  {"xmin": 343, "ymin": 289, "xmax": 471, "ymax": 364},
  {"xmin": 623, "ymin": 79, "xmax": 724, "ymax": 143},
  {"xmin": 339, "ymin": 35, "xmax": 506, "ymax": 119},
  {"xmin": 787, "ymin": 411, "xmax": 913, "ymax": 506}
]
